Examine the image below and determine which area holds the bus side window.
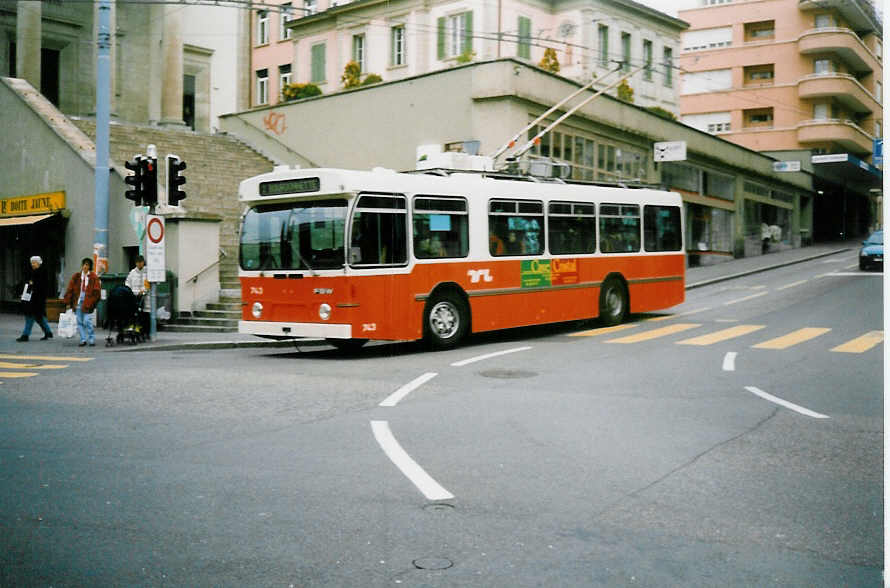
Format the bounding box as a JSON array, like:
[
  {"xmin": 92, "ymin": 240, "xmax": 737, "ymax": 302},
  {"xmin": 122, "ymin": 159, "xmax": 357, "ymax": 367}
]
[
  {"xmin": 644, "ymin": 205, "xmax": 682, "ymax": 251},
  {"xmin": 413, "ymin": 197, "xmax": 469, "ymax": 259},
  {"xmin": 489, "ymin": 199, "xmax": 543, "ymax": 256},
  {"xmin": 600, "ymin": 203, "xmax": 640, "ymax": 253},
  {"xmin": 350, "ymin": 194, "xmax": 408, "ymax": 266}
]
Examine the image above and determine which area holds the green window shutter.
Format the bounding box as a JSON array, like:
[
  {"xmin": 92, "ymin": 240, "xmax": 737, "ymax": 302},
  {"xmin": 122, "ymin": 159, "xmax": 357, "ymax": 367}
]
[
  {"xmin": 437, "ymin": 17, "xmax": 446, "ymax": 60},
  {"xmin": 463, "ymin": 11, "xmax": 473, "ymax": 54},
  {"xmin": 518, "ymin": 16, "xmax": 531, "ymax": 59},
  {"xmin": 311, "ymin": 43, "xmax": 325, "ymax": 83}
]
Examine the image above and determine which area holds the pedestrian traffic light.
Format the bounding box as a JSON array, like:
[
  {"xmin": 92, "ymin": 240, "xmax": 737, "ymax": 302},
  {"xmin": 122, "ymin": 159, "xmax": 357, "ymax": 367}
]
[
  {"xmin": 141, "ymin": 156, "xmax": 158, "ymax": 207},
  {"xmin": 166, "ymin": 154, "xmax": 187, "ymax": 206},
  {"xmin": 124, "ymin": 156, "xmax": 144, "ymax": 205}
]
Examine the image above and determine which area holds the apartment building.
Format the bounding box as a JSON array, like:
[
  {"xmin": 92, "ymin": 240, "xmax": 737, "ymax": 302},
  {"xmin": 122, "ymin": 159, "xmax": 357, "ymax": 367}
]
[
  {"xmin": 678, "ymin": 0, "xmax": 883, "ymax": 240},
  {"xmin": 251, "ymin": 0, "xmax": 687, "ymax": 112}
]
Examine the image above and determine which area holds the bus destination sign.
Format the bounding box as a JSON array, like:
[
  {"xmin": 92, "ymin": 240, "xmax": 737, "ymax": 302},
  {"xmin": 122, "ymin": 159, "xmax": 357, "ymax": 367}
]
[{"xmin": 259, "ymin": 177, "xmax": 321, "ymax": 197}]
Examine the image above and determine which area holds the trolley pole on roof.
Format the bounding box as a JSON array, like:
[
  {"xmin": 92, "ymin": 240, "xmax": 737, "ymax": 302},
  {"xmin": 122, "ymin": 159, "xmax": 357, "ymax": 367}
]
[
  {"xmin": 510, "ymin": 63, "xmax": 648, "ymax": 162},
  {"xmin": 488, "ymin": 64, "xmax": 623, "ymax": 162},
  {"xmin": 93, "ymin": 0, "xmax": 111, "ymax": 276}
]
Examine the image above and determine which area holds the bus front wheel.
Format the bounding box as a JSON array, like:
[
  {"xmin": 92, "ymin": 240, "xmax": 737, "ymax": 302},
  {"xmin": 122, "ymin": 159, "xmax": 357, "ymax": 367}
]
[
  {"xmin": 424, "ymin": 292, "xmax": 469, "ymax": 350},
  {"xmin": 599, "ymin": 278, "xmax": 628, "ymax": 327}
]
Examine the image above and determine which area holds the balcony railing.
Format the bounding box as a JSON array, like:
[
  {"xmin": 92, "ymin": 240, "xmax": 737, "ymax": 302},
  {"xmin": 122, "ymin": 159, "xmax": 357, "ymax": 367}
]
[
  {"xmin": 799, "ymin": 0, "xmax": 882, "ymax": 35},
  {"xmin": 797, "ymin": 118, "xmax": 874, "ymax": 154},
  {"xmin": 798, "ymin": 73, "xmax": 881, "ymax": 113},
  {"xmin": 798, "ymin": 28, "xmax": 880, "ymax": 73}
]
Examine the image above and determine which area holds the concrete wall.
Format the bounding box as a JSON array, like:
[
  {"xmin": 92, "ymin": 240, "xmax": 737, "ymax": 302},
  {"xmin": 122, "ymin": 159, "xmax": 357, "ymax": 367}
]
[
  {"xmin": 165, "ymin": 216, "xmax": 221, "ymax": 312},
  {"xmin": 0, "ymin": 77, "xmax": 138, "ymax": 282}
]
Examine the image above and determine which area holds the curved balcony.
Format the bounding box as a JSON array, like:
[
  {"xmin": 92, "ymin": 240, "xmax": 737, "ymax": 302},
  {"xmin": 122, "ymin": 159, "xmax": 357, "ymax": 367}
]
[
  {"xmin": 798, "ymin": 73, "xmax": 881, "ymax": 114},
  {"xmin": 798, "ymin": 28, "xmax": 880, "ymax": 73},
  {"xmin": 797, "ymin": 118, "xmax": 874, "ymax": 154}
]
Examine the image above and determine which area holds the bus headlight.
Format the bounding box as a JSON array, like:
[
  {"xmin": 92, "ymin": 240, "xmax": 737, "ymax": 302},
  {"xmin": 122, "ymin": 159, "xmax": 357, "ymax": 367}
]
[
  {"xmin": 319, "ymin": 303, "xmax": 332, "ymax": 320},
  {"xmin": 251, "ymin": 302, "xmax": 263, "ymax": 318}
]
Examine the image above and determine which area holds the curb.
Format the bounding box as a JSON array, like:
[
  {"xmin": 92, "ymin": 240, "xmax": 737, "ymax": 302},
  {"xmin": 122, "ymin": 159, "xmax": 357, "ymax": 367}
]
[
  {"xmin": 685, "ymin": 247, "xmax": 851, "ymax": 290},
  {"xmin": 111, "ymin": 337, "xmax": 328, "ymax": 352}
]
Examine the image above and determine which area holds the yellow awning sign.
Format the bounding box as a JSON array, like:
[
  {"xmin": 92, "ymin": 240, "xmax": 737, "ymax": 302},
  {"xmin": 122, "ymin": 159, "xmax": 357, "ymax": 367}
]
[{"xmin": 0, "ymin": 191, "xmax": 65, "ymax": 218}]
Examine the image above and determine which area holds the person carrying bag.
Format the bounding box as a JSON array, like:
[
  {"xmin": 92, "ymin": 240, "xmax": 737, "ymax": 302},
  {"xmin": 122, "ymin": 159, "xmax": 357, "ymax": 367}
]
[
  {"xmin": 16, "ymin": 256, "xmax": 54, "ymax": 342},
  {"xmin": 63, "ymin": 257, "xmax": 101, "ymax": 347}
]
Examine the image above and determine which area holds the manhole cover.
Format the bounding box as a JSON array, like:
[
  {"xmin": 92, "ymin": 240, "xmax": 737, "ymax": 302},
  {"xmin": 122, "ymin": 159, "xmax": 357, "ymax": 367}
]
[
  {"xmin": 479, "ymin": 369, "xmax": 537, "ymax": 379},
  {"xmin": 413, "ymin": 557, "xmax": 453, "ymax": 570},
  {"xmin": 423, "ymin": 503, "xmax": 455, "ymax": 513}
]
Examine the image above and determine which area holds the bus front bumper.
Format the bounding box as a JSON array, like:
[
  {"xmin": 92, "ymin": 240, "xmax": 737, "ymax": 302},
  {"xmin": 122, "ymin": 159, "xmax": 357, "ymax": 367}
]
[{"xmin": 239, "ymin": 320, "xmax": 353, "ymax": 339}]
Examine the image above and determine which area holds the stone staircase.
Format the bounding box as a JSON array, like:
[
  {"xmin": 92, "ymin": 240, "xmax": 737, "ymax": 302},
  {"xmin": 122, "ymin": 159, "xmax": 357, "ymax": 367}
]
[
  {"xmin": 161, "ymin": 295, "xmax": 242, "ymax": 333},
  {"xmin": 71, "ymin": 119, "xmax": 274, "ymax": 331}
]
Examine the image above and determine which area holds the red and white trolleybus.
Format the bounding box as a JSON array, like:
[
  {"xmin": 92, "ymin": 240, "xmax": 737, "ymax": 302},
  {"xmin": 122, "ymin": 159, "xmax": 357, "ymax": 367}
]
[{"xmin": 237, "ymin": 165, "xmax": 685, "ymax": 350}]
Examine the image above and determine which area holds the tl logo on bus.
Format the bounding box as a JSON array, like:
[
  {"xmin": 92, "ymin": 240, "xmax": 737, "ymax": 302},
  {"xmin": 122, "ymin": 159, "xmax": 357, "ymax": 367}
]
[{"xmin": 467, "ymin": 269, "xmax": 493, "ymax": 283}]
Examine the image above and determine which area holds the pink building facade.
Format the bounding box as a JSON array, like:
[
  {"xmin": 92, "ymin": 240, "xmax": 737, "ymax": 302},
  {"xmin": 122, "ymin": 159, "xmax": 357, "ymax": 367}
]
[
  {"xmin": 678, "ymin": 0, "xmax": 883, "ymax": 240},
  {"xmin": 249, "ymin": 0, "xmax": 686, "ymax": 111}
]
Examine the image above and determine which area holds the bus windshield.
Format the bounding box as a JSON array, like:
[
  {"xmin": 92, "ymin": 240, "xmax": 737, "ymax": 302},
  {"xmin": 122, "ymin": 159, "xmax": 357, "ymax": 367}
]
[{"xmin": 240, "ymin": 199, "xmax": 347, "ymax": 271}]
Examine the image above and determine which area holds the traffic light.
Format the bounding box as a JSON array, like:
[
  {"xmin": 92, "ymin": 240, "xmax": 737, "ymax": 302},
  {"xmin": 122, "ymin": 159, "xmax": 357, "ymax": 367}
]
[
  {"xmin": 141, "ymin": 156, "xmax": 158, "ymax": 207},
  {"xmin": 124, "ymin": 156, "xmax": 144, "ymax": 205},
  {"xmin": 166, "ymin": 154, "xmax": 187, "ymax": 206}
]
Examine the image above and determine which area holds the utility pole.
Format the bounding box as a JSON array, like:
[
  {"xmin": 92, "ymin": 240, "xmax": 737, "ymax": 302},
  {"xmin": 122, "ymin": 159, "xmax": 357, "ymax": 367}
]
[{"xmin": 94, "ymin": 0, "xmax": 111, "ymax": 276}]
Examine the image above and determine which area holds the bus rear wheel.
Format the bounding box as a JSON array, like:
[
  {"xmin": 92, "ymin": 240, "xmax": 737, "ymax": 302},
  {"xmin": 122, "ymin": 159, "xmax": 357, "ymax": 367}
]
[
  {"xmin": 326, "ymin": 338, "xmax": 368, "ymax": 352},
  {"xmin": 599, "ymin": 277, "xmax": 628, "ymax": 327},
  {"xmin": 424, "ymin": 292, "xmax": 469, "ymax": 350}
]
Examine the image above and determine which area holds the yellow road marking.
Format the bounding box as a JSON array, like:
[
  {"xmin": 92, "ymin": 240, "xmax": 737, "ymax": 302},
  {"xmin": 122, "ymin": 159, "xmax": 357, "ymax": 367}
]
[
  {"xmin": 643, "ymin": 314, "xmax": 674, "ymax": 322},
  {"xmin": 0, "ymin": 354, "xmax": 93, "ymax": 362},
  {"xmin": 607, "ymin": 323, "xmax": 701, "ymax": 343},
  {"xmin": 569, "ymin": 324, "xmax": 638, "ymax": 337},
  {"xmin": 752, "ymin": 328, "xmax": 831, "ymax": 350},
  {"xmin": 0, "ymin": 372, "xmax": 40, "ymax": 378},
  {"xmin": 831, "ymin": 331, "xmax": 884, "ymax": 353},
  {"xmin": 0, "ymin": 361, "xmax": 68, "ymax": 369},
  {"xmin": 677, "ymin": 325, "xmax": 766, "ymax": 346}
]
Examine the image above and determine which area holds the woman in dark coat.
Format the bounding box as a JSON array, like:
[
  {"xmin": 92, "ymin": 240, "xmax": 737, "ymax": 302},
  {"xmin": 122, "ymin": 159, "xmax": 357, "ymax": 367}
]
[{"xmin": 16, "ymin": 256, "xmax": 53, "ymax": 342}]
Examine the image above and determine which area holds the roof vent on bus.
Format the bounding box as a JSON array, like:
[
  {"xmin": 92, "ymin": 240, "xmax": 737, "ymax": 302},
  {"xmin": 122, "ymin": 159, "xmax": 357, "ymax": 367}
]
[{"xmin": 273, "ymin": 164, "xmax": 302, "ymax": 173}]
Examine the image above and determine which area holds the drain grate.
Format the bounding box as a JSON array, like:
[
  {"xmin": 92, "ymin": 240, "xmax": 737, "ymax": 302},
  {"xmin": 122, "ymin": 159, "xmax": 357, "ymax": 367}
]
[{"xmin": 479, "ymin": 369, "xmax": 537, "ymax": 379}]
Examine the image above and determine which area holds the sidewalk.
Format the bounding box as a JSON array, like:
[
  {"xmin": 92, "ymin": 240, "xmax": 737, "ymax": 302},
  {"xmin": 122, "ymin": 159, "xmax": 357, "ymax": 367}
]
[{"xmin": 0, "ymin": 240, "xmax": 858, "ymax": 354}]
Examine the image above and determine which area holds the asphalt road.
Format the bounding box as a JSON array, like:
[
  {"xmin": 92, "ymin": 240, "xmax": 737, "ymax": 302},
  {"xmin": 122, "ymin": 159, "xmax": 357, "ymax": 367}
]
[{"xmin": 0, "ymin": 252, "xmax": 882, "ymax": 586}]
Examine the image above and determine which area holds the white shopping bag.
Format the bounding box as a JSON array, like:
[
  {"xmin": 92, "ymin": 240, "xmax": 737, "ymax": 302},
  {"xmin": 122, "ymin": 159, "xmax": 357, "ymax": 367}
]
[
  {"xmin": 20, "ymin": 283, "xmax": 32, "ymax": 302},
  {"xmin": 57, "ymin": 310, "xmax": 76, "ymax": 338}
]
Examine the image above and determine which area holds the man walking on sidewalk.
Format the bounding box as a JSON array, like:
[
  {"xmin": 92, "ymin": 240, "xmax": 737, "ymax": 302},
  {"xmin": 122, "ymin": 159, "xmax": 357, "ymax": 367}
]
[{"xmin": 16, "ymin": 256, "xmax": 53, "ymax": 342}]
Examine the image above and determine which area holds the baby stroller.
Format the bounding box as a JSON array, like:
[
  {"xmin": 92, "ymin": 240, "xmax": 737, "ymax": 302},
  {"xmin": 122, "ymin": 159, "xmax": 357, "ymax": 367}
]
[{"xmin": 105, "ymin": 284, "xmax": 147, "ymax": 346}]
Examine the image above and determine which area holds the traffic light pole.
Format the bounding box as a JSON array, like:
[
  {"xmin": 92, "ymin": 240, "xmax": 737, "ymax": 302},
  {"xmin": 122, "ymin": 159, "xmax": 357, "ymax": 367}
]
[
  {"xmin": 146, "ymin": 144, "xmax": 158, "ymax": 341},
  {"xmin": 93, "ymin": 0, "xmax": 111, "ymax": 276}
]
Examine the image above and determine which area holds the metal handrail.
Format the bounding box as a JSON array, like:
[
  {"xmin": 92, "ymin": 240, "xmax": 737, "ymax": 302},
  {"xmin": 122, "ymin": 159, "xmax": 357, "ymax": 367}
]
[{"xmin": 186, "ymin": 248, "xmax": 227, "ymax": 284}]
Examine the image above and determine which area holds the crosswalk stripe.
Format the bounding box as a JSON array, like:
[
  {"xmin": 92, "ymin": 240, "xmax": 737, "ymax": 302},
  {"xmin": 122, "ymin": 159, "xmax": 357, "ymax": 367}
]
[
  {"xmin": 752, "ymin": 328, "xmax": 831, "ymax": 350},
  {"xmin": 0, "ymin": 354, "xmax": 93, "ymax": 362},
  {"xmin": 831, "ymin": 331, "xmax": 884, "ymax": 353},
  {"xmin": 677, "ymin": 325, "xmax": 766, "ymax": 346},
  {"xmin": 606, "ymin": 323, "xmax": 701, "ymax": 343},
  {"xmin": 0, "ymin": 361, "xmax": 68, "ymax": 369},
  {"xmin": 0, "ymin": 372, "xmax": 40, "ymax": 378},
  {"xmin": 569, "ymin": 324, "xmax": 638, "ymax": 337}
]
